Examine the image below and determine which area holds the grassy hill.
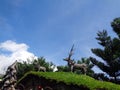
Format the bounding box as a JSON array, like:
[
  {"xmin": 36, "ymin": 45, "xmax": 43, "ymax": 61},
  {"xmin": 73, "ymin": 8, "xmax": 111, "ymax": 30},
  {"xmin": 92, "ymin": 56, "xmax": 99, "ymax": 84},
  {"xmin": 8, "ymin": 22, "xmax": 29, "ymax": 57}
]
[{"xmin": 17, "ymin": 71, "xmax": 120, "ymax": 90}]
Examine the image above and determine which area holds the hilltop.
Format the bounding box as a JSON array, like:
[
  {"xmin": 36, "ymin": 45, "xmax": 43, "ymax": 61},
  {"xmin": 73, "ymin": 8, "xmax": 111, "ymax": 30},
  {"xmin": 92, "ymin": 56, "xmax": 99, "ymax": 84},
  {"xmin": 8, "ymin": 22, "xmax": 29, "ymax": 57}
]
[{"xmin": 17, "ymin": 71, "xmax": 120, "ymax": 90}]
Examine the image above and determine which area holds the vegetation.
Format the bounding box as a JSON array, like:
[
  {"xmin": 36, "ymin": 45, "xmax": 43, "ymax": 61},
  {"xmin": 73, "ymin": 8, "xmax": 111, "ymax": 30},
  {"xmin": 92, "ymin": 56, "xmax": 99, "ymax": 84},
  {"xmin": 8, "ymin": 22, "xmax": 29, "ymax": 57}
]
[
  {"xmin": 90, "ymin": 18, "xmax": 120, "ymax": 82},
  {"xmin": 16, "ymin": 18, "xmax": 120, "ymax": 88},
  {"xmin": 17, "ymin": 57, "xmax": 54, "ymax": 79},
  {"xmin": 4, "ymin": 17, "xmax": 120, "ymax": 90},
  {"xmin": 57, "ymin": 65, "xmax": 69, "ymax": 72},
  {"xmin": 18, "ymin": 71, "xmax": 120, "ymax": 90},
  {"xmin": 57, "ymin": 57, "xmax": 94, "ymax": 75}
]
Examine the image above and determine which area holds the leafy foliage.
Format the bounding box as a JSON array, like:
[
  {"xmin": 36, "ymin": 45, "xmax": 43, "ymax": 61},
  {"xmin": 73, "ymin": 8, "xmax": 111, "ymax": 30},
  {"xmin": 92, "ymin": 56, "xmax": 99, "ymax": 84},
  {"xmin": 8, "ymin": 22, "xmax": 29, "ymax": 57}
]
[
  {"xmin": 17, "ymin": 60, "xmax": 34, "ymax": 79},
  {"xmin": 111, "ymin": 17, "xmax": 120, "ymax": 37},
  {"xmin": 90, "ymin": 18, "xmax": 120, "ymax": 82},
  {"xmin": 17, "ymin": 57, "xmax": 54, "ymax": 79},
  {"xmin": 57, "ymin": 65, "xmax": 69, "ymax": 72}
]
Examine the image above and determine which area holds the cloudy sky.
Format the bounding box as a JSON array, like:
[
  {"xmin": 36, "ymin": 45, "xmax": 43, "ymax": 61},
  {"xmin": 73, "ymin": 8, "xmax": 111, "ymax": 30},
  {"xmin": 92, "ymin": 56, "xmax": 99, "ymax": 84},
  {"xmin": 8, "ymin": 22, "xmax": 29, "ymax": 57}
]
[{"xmin": 0, "ymin": 0, "xmax": 120, "ymax": 74}]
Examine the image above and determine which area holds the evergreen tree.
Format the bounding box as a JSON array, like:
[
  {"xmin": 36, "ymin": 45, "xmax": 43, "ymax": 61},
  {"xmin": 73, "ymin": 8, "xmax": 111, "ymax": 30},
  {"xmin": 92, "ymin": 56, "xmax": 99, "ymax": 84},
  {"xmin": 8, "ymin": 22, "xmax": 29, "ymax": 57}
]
[{"xmin": 90, "ymin": 18, "xmax": 120, "ymax": 82}]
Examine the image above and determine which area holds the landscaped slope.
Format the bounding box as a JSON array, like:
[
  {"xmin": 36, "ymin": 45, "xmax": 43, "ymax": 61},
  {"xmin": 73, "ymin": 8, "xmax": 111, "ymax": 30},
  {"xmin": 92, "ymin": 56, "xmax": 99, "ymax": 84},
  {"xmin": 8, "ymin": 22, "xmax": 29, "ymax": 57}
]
[{"xmin": 17, "ymin": 71, "xmax": 120, "ymax": 90}]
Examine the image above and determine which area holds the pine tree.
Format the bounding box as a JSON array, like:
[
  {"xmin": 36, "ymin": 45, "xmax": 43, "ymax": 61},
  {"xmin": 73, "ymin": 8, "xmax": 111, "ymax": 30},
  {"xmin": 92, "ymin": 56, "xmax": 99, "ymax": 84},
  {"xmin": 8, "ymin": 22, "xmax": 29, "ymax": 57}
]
[{"xmin": 90, "ymin": 18, "xmax": 120, "ymax": 82}]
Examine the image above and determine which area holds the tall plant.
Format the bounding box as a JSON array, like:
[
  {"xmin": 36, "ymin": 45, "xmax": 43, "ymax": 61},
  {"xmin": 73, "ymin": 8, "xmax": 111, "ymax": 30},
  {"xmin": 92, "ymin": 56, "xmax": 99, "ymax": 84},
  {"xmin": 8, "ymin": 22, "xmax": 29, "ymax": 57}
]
[{"xmin": 90, "ymin": 18, "xmax": 120, "ymax": 82}]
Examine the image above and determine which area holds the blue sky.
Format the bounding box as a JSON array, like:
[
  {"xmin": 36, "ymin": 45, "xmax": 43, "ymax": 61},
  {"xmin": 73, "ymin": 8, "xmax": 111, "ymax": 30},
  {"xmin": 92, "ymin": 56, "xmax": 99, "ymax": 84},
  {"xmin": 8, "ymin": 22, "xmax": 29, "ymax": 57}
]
[{"xmin": 0, "ymin": 0, "xmax": 120, "ymax": 73}]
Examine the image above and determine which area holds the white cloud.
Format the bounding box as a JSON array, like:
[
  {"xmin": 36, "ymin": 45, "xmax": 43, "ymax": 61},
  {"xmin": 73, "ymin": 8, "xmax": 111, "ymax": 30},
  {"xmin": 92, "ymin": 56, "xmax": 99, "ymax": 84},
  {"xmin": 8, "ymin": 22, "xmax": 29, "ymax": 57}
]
[
  {"xmin": 0, "ymin": 40, "xmax": 28, "ymax": 52},
  {"xmin": 0, "ymin": 40, "xmax": 37, "ymax": 74}
]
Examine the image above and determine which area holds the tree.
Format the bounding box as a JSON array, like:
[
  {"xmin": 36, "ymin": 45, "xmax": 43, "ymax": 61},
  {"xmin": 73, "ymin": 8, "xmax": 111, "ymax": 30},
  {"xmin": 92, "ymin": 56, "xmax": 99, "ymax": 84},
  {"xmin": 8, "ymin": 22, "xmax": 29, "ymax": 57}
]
[
  {"xmin": 17, "ymin": 57, "xmax": 54, "ymax": 79},
  {"xmin": 32, "ymin": 57, "xmax": 52, "ymax": 71},
  {"xmin": 17, "ymin": 60, "xmax": 34, "ymax": 79},
  {"xmin": 90, "ymin": 18, "xmax": 120, "ymax": 82},
  {"xmin": 57, "ymin": 65, "xmax": 69, "ymax": 72}
]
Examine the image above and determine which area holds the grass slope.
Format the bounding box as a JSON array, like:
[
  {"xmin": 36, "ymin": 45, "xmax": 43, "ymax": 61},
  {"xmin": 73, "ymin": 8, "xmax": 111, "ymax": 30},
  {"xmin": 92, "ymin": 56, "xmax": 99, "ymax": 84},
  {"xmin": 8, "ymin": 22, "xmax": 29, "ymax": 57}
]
[{"xmin": 18, "ymin": 71, "xmax": 120, "ymax": 90}]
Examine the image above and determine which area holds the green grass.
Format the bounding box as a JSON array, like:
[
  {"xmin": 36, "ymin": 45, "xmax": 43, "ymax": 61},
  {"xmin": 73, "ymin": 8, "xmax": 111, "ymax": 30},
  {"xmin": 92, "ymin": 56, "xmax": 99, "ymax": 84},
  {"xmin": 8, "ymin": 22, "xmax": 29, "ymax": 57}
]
[{"xmin": 18, "ymin": 71, "xmax": 120, "ymax": 90}]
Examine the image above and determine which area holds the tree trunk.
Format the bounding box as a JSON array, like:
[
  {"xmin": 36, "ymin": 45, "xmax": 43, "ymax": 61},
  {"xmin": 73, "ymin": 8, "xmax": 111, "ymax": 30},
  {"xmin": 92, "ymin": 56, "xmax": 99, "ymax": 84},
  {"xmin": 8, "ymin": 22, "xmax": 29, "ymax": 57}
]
[{"xmin": 114, "ymin": 72, "xmax": 117, "ymax": 83}]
